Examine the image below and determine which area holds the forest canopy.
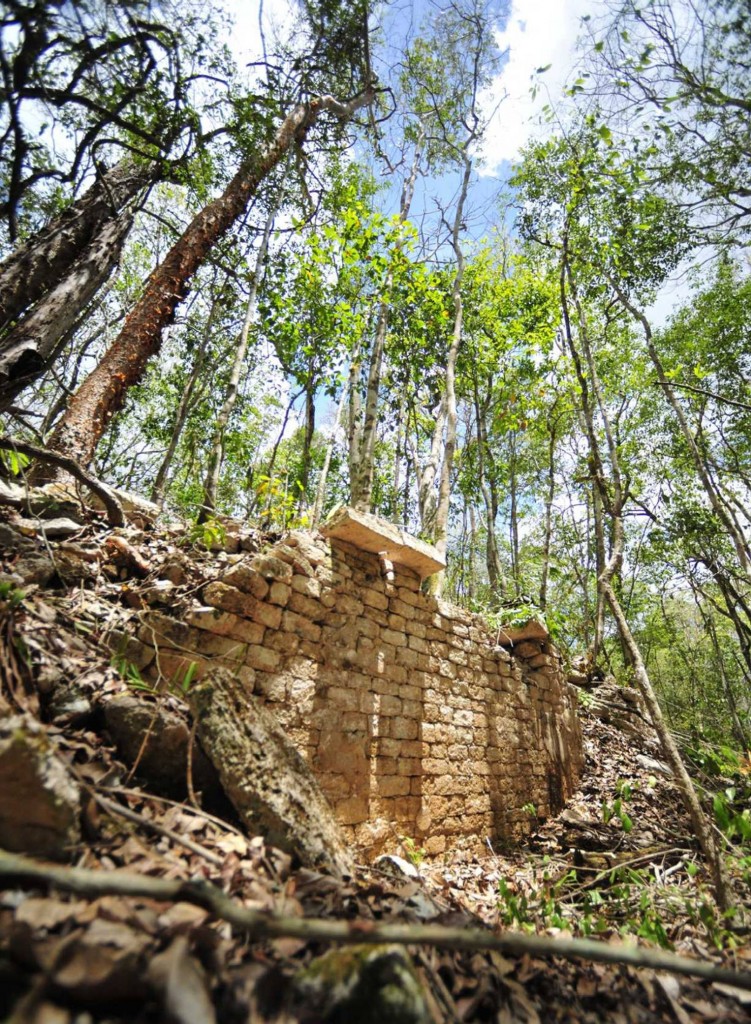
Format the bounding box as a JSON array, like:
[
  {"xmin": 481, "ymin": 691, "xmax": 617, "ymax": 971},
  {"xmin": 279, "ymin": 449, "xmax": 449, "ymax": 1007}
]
[{"xmin": 1, "ymin": 0, "xmax": 750, "ymax": 758}]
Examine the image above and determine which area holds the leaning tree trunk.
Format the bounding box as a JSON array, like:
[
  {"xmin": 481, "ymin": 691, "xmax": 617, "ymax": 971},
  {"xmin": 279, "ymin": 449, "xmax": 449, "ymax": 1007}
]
[
  {"xmin": 0, "ymin": 206, "xmax": 136, "ymax": 412},
  {"xmin": 0, "ymin": 158, "xmax": 152, "ymax": 335},
  {"xmin": 44, "ymin": 87, "xmax": 374, "ymax": 471}
]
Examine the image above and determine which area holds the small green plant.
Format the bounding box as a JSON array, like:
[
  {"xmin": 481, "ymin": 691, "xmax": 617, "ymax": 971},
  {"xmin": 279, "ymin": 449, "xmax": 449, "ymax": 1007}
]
[
  {"xmin": 188, "ymin": 517, "xmax": 227, "ymax": 551},
  {"xmin": 400, "ymin": 835, "xmax": 426, "ymax": 868},
  {"xmin": 577, "ymin": 687, "xmax": 594, "ymax": 709},
  {"xmin": 602, "ymin": 779, "xmax": 635, "ymax": 833},
  {"xmin": 171, "ymin": 660, "xmax": 198, "ymax": 697},
  {"xmin": 113, "ymin": 655, "xmax": 158, "ymax": 695},
  {"xmin": 0, "ymin": 580, "xmax": 25, "ymax": 610},
  {"xmin": 521, "ymin": 802, "xmax": 538, "ymax": 820}
]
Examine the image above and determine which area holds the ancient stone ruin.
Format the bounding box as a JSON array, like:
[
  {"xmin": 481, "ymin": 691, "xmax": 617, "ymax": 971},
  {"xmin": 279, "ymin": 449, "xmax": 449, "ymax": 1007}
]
[{"xmin": 131, "ymin": 508, "xmax": 584, "ymax": 856}]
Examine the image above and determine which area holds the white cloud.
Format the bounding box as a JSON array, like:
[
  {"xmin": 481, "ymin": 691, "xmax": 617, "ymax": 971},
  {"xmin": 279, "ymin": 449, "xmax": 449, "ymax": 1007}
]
[{"xmin": 481, "ymin": 0, "xmax": 604, "ymax": 171}]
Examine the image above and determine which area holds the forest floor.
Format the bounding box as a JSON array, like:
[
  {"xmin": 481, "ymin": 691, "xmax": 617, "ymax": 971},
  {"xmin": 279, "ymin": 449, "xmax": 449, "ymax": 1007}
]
[{"xmin": 1, "ymin": 493, "xmax": 751, "ymax": 1023}]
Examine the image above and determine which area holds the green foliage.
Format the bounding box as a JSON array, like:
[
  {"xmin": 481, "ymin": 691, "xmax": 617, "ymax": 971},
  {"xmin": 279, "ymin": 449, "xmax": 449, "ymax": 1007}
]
[
  {"xmin": 399, "ymin": 836, "xmax": 426, "ymax": 868},
  {"xmin": 0, "ymin": 448, "xmax": 30, "ymax": 476},
  {"xmin": 0, "ymin": 581, "xmax": 25, "ymax": 610},
  {"xmin": 601, "ymin": 780, "xmax": 635, "ymax": 834},
  {"xmin": 187, "ymin": 517, "xmax": 227, "ymax": 552}
]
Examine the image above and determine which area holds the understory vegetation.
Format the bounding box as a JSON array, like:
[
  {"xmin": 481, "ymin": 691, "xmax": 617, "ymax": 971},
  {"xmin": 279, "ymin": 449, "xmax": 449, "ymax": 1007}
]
[{"xmin": 2, "ymin": 0, "xmax": 751, "ymax": 937}]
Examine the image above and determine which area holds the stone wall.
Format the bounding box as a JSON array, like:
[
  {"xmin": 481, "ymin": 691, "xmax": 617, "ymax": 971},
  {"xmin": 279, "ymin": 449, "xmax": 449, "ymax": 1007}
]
[{"xmin": 134, "ymin": 526, "xmax": 583, "ymax": 857}]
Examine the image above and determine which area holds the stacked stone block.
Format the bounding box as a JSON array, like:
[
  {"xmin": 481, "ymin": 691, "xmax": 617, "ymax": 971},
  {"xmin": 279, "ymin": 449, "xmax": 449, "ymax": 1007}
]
[{"xmin": 136, "ymin": 530, "xmax": 583, "ymax": 856}]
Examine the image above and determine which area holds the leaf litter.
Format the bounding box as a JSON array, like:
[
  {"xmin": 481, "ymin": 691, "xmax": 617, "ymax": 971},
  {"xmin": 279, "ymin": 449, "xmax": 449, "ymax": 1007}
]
[{"xmin": 0, "ymin": 506, "xmax": 750, "ymax": 1022}]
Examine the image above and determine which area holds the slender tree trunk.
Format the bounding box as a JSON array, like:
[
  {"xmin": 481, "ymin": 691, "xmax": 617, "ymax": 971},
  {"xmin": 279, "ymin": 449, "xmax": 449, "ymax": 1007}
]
[
  {"xmin": 429, "ymin": 151, "xmax": 473, "ymax": 596},
  {"xmin": 561, "ymin": 242, "xmax": 732, "ymax": 911},
  {"xmin": 0, "ymin": 207, "xmax": 136, "ymax": 411},
  {"xmin": 0, "ymin": 159, "xmax": 152, "ymax": 335},
  {"xmin": 44, "ymin": 86, "xmax": 374, "ymax": 470},
  {"xmin": 312, "ymin": 388, "xmax": 346, "ymax": 527},
  {"xmin": 151, "ymin": 296, "xmax": 221, "ymax": 506},
  {"xmin": 350, "ymin": 128, "xmax": 424, "ymax": 510},
  {"xmin": 509, "ymin": 431, "xmax": 520, "ymax": 594},
  {"xmin": 200, "ymin": 210, "xmax": 274, "ymax": 519},
  {"xmin": 613, "ymin": 284, "xmax": 751, "ymax": 573},
  {"xmin": 539, "ymin": 417, "xmax": 558, "ymax": 611},
  {"xmin": 299, "ymin": 384, "xmax": 316, "ymax": 508}
]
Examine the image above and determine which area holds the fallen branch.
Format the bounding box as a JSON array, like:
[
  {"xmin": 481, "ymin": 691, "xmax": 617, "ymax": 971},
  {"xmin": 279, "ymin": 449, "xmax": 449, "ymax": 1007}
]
[
  {"xmin": 92, "ymin": 792, "xmax": 224, "ymax": 869},
  {"xmin": 0, "ymin": 435, "xmax": 124, "ymax": 527},
  {"xmin": 1, "ymin": 847, "xmax": 749, "ymax": 991}
]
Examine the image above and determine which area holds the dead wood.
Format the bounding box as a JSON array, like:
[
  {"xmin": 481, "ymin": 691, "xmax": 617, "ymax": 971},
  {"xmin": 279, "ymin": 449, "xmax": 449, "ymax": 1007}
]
[
  {"xmin": 0, "ymin": 436, "xmax": 124, "ymax": 526},
  {"xmin": 1, "ymin": 846, "xmax": 750, "ymax": 992}
]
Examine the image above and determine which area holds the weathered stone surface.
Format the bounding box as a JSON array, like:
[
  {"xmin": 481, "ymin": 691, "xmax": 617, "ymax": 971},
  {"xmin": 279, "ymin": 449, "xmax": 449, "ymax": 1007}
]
[
  {"xmin": 127, "ymin": 527, "xmax": 582, "ymax": 858},
  {"xmin": 495, "ymin": 617, "xmax": 549, "ymax": 645},
  {"xmin": 103, "ymin": 695, "xmax": 225, "ymax": 805},
  {"xmin": 321, "ymin": 507, "xmax": 445, "ymax": 580},
  {"xmin": 292, "ymin": 945, "xmax": 429, "ymax": 1024},
  {"xmin": 0, "ymin": 715, "xmax": 80, "ymax": 860},
  {"xmin": 190, "ymin": 669, "xmax": 353, "ymax": 877}
]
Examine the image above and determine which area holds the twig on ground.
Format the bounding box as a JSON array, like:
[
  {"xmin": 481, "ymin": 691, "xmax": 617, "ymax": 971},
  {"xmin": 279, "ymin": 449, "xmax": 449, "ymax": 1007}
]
[
  {"xmin": 91, "ymin": 793, "xmax": 224, "ymax": 868},
  {"xmin": 1, "ymin": 847, "xmax": 750, "ymax": 991}
]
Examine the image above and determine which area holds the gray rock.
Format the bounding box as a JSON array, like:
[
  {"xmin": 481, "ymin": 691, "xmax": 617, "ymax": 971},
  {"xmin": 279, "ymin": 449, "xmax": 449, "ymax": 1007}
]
[
  {"xmin": 0, "ymin": 715, "xmax": 81, "ymax": 860},
  {"xmin": 293, "ymin": 945, "xmax": 429, "ymax": 1024}
]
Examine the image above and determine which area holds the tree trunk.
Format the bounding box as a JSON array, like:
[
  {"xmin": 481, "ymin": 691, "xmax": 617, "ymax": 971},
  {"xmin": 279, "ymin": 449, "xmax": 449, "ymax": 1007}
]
[
  {"xmin": 561, "ymin": 241, "xmax": 733, "ymax": 911},
  {"xmin": 44, "ymin": 87, "xmax": 374, "ymax": 470},
  {"xmin": 428, "ymin": 151, "xmax": 473, "ymax": 596},
  {"xmin": 0, "ymin": 207, "xmax": 136, "ymax": 412},
  {"xmin": 0, "ymin": 159, "xmax": 151, "ymax": 335},
  {"xmin": 150, "ymin": 296, "xmax": 221, "ymax": 506},
  {"xmin": 350, "ymin": 128, "xmax": 424, "ymax": 511},
  {"xmin": 311, "ymin": 388, "xmax": 346, "ymax": 527},
  {"xmin": 200, "ymin": 210, "xmax": 275, "ymax": 519}
]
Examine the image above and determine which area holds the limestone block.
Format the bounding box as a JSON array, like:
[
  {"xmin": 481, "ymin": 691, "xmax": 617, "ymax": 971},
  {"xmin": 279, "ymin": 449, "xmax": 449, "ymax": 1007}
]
[
  {"xmin": 256, "ymin": 674, "xmax": 288, "ymax": 701},
  {"xmin": 335, "ymin": 796, "xmax": 369, "ymax": 825},
  {"xmin": 245, "ymin": 645, "xmax": 281, "ymax": 673},
  {"xmin": 390, "ymin": 717, "xmax": 419, "ymax": 740},
  {"xmin": 272, "ymin": 542, "xmax": 316, "ymax": 577},
  {"xmin": 388, "ymin": 613, "xmax": 407, "ymax": 632},
  {"xmin": 288, "ymin": 591, "xmax": 324, "ymax": 621},
  {"xmin": 379, "ymin": 694, "xmax": 402, "ymax": 716},
  {"xmin": 269, "ymin": 581, "xmax": 291, "ymax": 606},
  {"xmin": 362, "ymin": 588, "xmax": 388, "ymax": 611},
  {"xmin": 203, "ymin": 582, "xmax": 282, "ymax": 630},
  {"xmin": 407, "ymin": 635, "xmax": 428, "ymax": 654},
  {"xmin": 380, "ymin": 628, "xmax": 406, "ymax": 648},
  {"xmin": 222, "ymin": 562, "xmax": 269, "ymax": 600},
  {"xmin": 396, "ymin": 648, "xmax": 419, "ymax": 669},
  {"xmin": 496, "ymin": 618, "xmax": 549, "ymax": 646},
  {"xmin": 321, "ymin": 507, "xmax": 445, "ymax": 579},
  {"xmin": 377, "ymin": 776, "xmax": 410, "ymax": 797},
  {"xmin": 423, "ymin": 835, "xmax": 446, "ymax": 855},
  {"xmin": 282, "ymin": 610, "xmax": 322, "ymax": 643},
  {"xmin": 326, "ymin": 686, "xmax": 360, "ymax": 711},
  {"xmin": 186, "ymin": 606, "xmax": 264, "ymax": 645},
  {"xmin": 291, "ymin": 573, "xmax": 321, "ymax": 597},
  {"xmin": 409, "ymin": 621, "xmax": 427, "ymax": 640},
  {"xmin": 0, "ymin": 715, "xmax": 81, "ymax": 860},
  {"xmin": 337, "ymin": 593, "xmax": 364, "ymax": 617},
  {"xmin": 138, "ymin": 611, "xmax": 191, "ymax": 648},
  {"xmin": 250, "ymin": 553, "xmax": 294, "ymax": 582},
  {"xmin": 284, "ymin": 530, "xmax": 329, "ymax": 567},
  {"xmin": 266, "ymin": 631, "xmax": 299, "ymax": 655}
]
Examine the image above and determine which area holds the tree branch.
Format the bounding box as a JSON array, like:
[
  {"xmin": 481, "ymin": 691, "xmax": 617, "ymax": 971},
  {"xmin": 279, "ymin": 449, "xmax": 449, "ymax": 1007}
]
[
  {"xmin": 0, "ymin": 436, "xmax": 124, "ymax": 527},
  {"xmin": 0, "ymin": 847, "xmax": 749, "ymax": 991}
]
